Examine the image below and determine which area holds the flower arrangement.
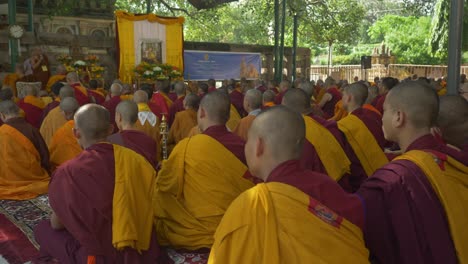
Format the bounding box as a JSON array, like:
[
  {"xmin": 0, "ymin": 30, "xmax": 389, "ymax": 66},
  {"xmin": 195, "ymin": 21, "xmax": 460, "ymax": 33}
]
[
  {"xmin": 134, "ymin": 62, "xmax": 182, "ymax": 80},
  {"xmin": 90, "ymin": 65, "xmax": 105, "ymax": 78},
  {"xmin": 84, "ymin": 55, "xmax": 99, "ymax": 65},
  {"xmin": 56, "ymin": 54, "xmax": 73, "ymax": 65},
  {"xmin": 73, "ymin": 60, "xmax": 87, "ymax": 68}
]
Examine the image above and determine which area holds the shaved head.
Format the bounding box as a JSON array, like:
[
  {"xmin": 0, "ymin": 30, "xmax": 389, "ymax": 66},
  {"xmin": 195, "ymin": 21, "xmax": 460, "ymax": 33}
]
[
  {"xmin": 0, "ymin": 88, "xmax": 13, "ymax": 101},
  {"xmin": 116, "ymin": 100, "xmax": 138, "ymax": 124},
  {"xmin": 184, "ymin": 93, "xmax": 200, "ymax": 109},
  {"xmin": 386, "ymin": 81, "xmax": 439, "ymax": 129},
  {"xmin": 60, "ymin": 97, "xmax": 79, "ymax": 115},
  {"xmin": 263, "ymin": 90, "xmax": 276, "ymax": 103},
  {"xmin": 244, "ymin": 89, "xmax": 262, "ymax": 110},
  {"xmin": 66, "ymin": 72, "xmax": 80, "ymax": 83},
  {"xmin": 367, "ymin": 85, "xmax": 379, "ymax": 104},
  {"xmin": 282, "ymin": 88, "xmax": 310, "ymax": 114},
  {"xmin": 133, "ymin": 90, "xmax": 148, "ymax": 103},
  {"xmin": 110, "ymin": 83, "xmax": 122, "ymax": 96},
  {"xmin": 437, "ymin": 95, "xmax": 468, "ymax": 147},
  {"xmin": 56, "ymin": 64, "xmax": 67, "ymax": 74},
  {"xmin": 74, "ymin": 104, "xmax": 111, "ymax": 140},
  {"xmin": 0, "ymin": 100, "xmax": 20, "ymax": 116},
  {"xmin": 59, "ymin": 85, "xmax": 75, "ymax": 99},
  {"xmin": 299, "ymin": 81, "xmax": 314, "ymax": 98},
  {"xmin": 344, "ymin": 82, "xmax": 368, "ymax": 106},
  {"xmin": 200, "ymin": 91, "xmax": 230, "ymax": 124},
  {"xmin": 25, "ymin": 84, "xmax": 38, "ymax": 96},
  {"xmin": 249, "ymin": 105, "xmax": 305, "ymax": 163},
  {"xmin": 174, "ymin": 81, "xmax": 186, "ymax": 96}
]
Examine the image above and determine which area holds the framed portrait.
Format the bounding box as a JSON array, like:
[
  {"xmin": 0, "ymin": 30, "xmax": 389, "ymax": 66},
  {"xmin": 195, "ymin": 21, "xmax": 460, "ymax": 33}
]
[{"xmin": 140, "ymin": 39, "xmax": 162, "ymax": 64}]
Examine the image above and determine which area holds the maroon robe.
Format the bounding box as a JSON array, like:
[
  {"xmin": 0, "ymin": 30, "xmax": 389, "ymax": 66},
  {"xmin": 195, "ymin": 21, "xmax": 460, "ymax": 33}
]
[
  {"xmin": 34, "ymin": 143, "xmax": 160, "ymax": 263},
  {"xmin": 107, "ymin": 130, "xmax": 158, "ymax": 170},
  {"xmin": 148, "ymin": 101, "xmax": 163, "ymax": 120},
  {"xmin": 256, "ymin": 85, "xmax": 267, "ymax": 93},
  {"xmin": 229, "ymin": 89, "xmax": 246, "ymax": 117},
  {"xmin": 70, "ymin": 83, "xmax": 91, "ymax": 106},
  {"xmin": 274, "ymin": 90, "xmax": 287, "ymax": 105},
  {"xmin": 321, "ymin": 87, "xmax": 342, "ymax": 119},
  {"xmin": 266, "ymin": 160, "xmax": 364, "ymax": 230},
  {"xmin": 372, "ymin": 93, "xmax": 387, "ymax": 115},
  {"xmin": 357, "ymin": 134, "xmax": 467, "ymax": 264},
  {"xmin": 168, "ymin": 92, "xmax": 178, "ymax": 102},
  {"xmin": 88, "ymin": 90, "xmax": 106, "ymax": 105},
  {"xmin": 5, "ymin": 117, "xmax": 50, "ymax": 172},
  {"xmin": 17, "ymin": 99, "xmax": 44, "ymax": 129},
  {"xmin": 203, "ymin": 125, "xmax": 246, "ymax": 165},
  {"xmin": 350, "ymin": 108, "xmax": 386, "ymax": 148},
  {"xmin": 102, "ymin": 96, "xmax": 122, "ymax": 133},
  {"xmin": 208, "ymin": 87, "xmax": 217, "ymax": 93},
  {"xmin": 40, "ymin": 100, "xmax": 60, "ymax": 124},
  {"xmin": 168, "ymin": 96, "xmax": 185, "ymax": 126}
]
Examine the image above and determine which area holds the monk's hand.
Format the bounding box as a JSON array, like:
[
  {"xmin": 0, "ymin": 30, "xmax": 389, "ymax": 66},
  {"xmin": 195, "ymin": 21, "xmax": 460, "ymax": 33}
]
[{"xmin": 50, "ymin": 211, "xmax": 65, "ymax": 230}]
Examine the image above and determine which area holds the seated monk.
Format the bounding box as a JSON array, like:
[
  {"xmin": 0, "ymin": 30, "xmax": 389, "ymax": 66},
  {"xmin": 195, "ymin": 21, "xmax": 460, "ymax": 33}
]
[
  {"xmin": 40, "ymin": 85, "xmax": 74, "ymax": 146},
  {"xmin": 363, "ymin": 84, "xmax": 381, "ymax": 116},
  {"xmin": 140, "ymin": 84, "xmax": 163, "ymax": 120},
  {"xmin": 282, "ymin": 89, "xmax": 351, "ymax": 184},
  {"xmin": 0, "ymin": 100, "xmax": 50, "ymax": 200},
  {"xmin": 49, "ymin": 98, "xmax": 81, "ymax": 170},
  {"xmin": 151, "ymin": 80, "xmax": 173, "ymax": 118},
  {"xmin": 45, "ymin": 65, "xmax": 67, "ymax": 93},
  {"xmin": 40, "ymin": 82, "xmax": 64, "ymax": 122},
  {"xmin": 371, "ymin": 77, "xmax": 399, "ymax": 114},
  {"xmin": 133, "ymin": 90, "xmax": 161, "ymax": 160},
  {"xmin": 262, "ymin": 89, "xmax": 276, "ymax": 109},
  {"xmin": 338, "ymin": 82, "xmax": 388, "ymax": 192},
  {"xmin": 168, "ymin": 81, "xmax": 186, "ymax": 126},
  {"xmin": 168, "ymin": 93, "xmax": 199, "ymax": 150},
  {"xmin": 154, "ymin": 91, "xmax": 254, "ymax": 251},
  {"xmin": 108, "ymin": 100, "xmax": 158, "ymax": 169},
  {"xmin": 209, "ymin": 106, "xmax": 369, "ymax": 263},
  {"xmin": 233, "ymin": 89, "xmax": 262, "ymax": 141},
  {"xmin": 357, "ymin": 82, "xmax": 468, "ymax": 263},
  {"xmin": 34, "ymin": 104, "xmax": 160, "ymax": 263},
  {"xmin": 274, "ymin": 80, "xmax": 290, "ymax": 105},
  {"xmin": 318, "ymin": 77, "xmax": 342, "ymax": 119},
  {"xmin": 88, "ymin": 79, "xmax": 106, "ymax": 105},
  {"xmin": 66, "ymin": 72, "xmax": 90, "ymax": 106},
  {"xmin": 436, "ymin": 95, "xmax": 468, "ymax": 154},
  {"xmin": 17, "ymin": 83, "xmax": 45, "ymax": 128},
  {"xmin": 216, "ymin": 87, "xmax": 241, "ymax": 131},
  {"xmin": 102, "ymin": 83, "xmax": 123, "ymax": 133},
  {"xmin": 229, "ymin": 82, "xmax": 246, "ymax": 117},
  {"xmin": 329, "ymin": 100, "xmax": 348, "ymax": 121}
]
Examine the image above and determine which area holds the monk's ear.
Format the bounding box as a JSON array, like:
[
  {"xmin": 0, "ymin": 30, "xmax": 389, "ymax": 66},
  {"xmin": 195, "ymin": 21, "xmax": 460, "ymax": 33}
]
[
  {"xmin": 199, "ymin": 107, "xmax": 206, "ymax": 119},
  {"xmin": 256, "ymin": 137, "xmax": 265, "ymax": 157},
  {"xmin": 107, "ymin": 124, "xmax": 114, "ymax": 136},
  {"xmin": 393, "ymin": 109, "xmax": 405, "ymax": 128}
]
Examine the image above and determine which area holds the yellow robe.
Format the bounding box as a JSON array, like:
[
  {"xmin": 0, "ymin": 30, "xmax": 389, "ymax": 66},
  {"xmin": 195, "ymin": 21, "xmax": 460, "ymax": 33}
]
[
  {"xmin": 395, "ymin": 150, "xmax": 468, "ymax": 263},
  {"xmin": 49, "ymin": 120, "xmax": 82, "ymax": 170},
  {"xmin": 0, "ymin": 124, "xmax": 49, "ymax": 200},
  {"xmin": 46, "ymin": 74, "xmax": 66, "ymax": 92},
  {"xmin": 209, "ymin": 182, "xmax": 369, "ymax": 263},
  {"xmin": 338, "ymin": 114, "xmax": 388, "ymax": 176},
  {"xmin": 153, "ymin": 134, "xmax": 254, "ymax": 250},
  {"xmin": 329, "ymin": 100, "xmax": 348, "ymax": 121},
  {"xmin": 40, "ymin": 106, "xmax": 67, "ymax": 146},
  {"xmin": 233, "ymin": 114, "xmax": 256, "ymax": 141},
  {"xmin": 168, "ymin": 109, "xmax": 197, "ymax": 146},
  {"xmin": 134, "ymin": 107, "xmax": 161, "ymax": 161},
  {"xmin": 226, "ymin": 104, "xmax": 241, "ymax": 131}
]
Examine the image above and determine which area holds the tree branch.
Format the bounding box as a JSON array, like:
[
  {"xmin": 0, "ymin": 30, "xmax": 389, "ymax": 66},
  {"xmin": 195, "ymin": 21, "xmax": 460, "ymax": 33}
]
[{"xmin": 158, "ymin": 0, "xmax": 191, "ymax": 16}]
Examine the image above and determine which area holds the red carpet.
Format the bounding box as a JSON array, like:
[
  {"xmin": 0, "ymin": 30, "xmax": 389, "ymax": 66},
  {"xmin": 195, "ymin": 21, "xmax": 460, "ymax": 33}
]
[{"xmin": 0, "ymin": 213, "xmax": 39, "ymax": 264}]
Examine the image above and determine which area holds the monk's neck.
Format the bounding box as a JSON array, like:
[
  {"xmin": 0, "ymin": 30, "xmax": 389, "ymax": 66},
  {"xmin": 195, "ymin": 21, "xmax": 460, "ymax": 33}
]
[
  {"xmin": 82, "ymin": 138, "xmax": 108, "ymax": 149},
  {"xmin": 399, "ymin": 128, "xmax": 431, "ymax": 153},
  {"xmin": 120, "ymin": 123, "xmax": 136, "ymax": 131},
  {"xmin": 347, "ymin": 104, "xmax": 360, "ymax": 113}
]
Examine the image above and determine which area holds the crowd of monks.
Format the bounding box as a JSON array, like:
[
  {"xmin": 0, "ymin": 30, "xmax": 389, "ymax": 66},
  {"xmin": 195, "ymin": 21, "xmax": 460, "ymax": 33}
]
[{"xmin": 0, "ymin": 64, "xmax": 467, "ymax": 264}]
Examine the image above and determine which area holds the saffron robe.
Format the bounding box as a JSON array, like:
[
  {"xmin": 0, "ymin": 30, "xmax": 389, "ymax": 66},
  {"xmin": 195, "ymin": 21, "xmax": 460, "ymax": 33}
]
[
  {"xmin": 168, "ymin": 109, "xmax": 197, "ymax": 147},
  {"xmin": 233, "ymin": 114, "xmax": 256, "ymax": 141},
  {"xmin": 102, "ymin": 96, "xmax": 122, "ymax": 133},
  {"xmin": 338, "ymin": 108, "xmax": 387, "ymax": 178},
  {"xmin": 154, "ymin": 133, "xmax": 252, "ymax": 250},
  {"xmin": 229, "ymin": 89, "xmax": 246, "ymax": 117},
  {"xmin": 322, "ymin": 87, "xmax": 342, "ymax": 119},
  {"xmin": 0, "ymin": 118, "xmax": 49, "ymax": 200},
  {"xmin": 262, "ymin": 101, "xmax": 275, "ymax": 109},
  {"xmin": 45, "ymin": 74, "xmax": 66, "ymax": 92},
  {"xmin": 209, "ymin": 161, "xmax": 368, "ymax": 264},
  {"xmin": 226, "ymin": 104, "xmax": 241, "ymax": 131},
  {"xmin": 108, "ymin": 129, "xmax": 158, "ymax": 169},
  {"xmin": 329, "ymin": 99, "xmax": 348, "ymax": 121},
  {"xmin": 363, "ymin": 103, "xmax": 381, "ymax": 116},
  {"xmin": 168, "ymin": 95, "xmax": 185, "ymax": 126},
  {"xmin": 39, "ymin": 106, "xmax": 67, "ymax": 146},
  {"xmin": 17, "ymin": 95, "xmax": 45, "ymax": 128},
  {"xmin": 35, "ymin": 143, "xmax": 160, "ymax": 263},
  {"xmin": 40, "ymin": 99, "xmax": 60, "ymax": 124},
  {"xmin": 70, "ymin": 83, "xmax": 91, "ymax": 106},
  {"xmin": 357, "ymin": 134, "xmax": 468, "ymax": 264},
  {"xmin": 134, "ymin": 107, "xmax": 161, "ymax": 160},
  {"xmin": 49, "ymin": 120, "xmax": 82, "ymax": 170}
]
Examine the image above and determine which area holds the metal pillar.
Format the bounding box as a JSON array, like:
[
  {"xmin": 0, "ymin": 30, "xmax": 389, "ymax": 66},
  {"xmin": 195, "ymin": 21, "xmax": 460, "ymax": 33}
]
[
  {"xmin": 292, "ymin": 13, "xmax": 298, "ymax": 82},
  {"xmin": 278, "ymin": 0, "xmax": 286, "ymax": 81},
  {"xmin": 274, "ymin": 0, "xmax": 280, "ymax": 82},
  {"xmin": 8, "ymin": 0, "xmax": 18, "ymax": 71},
  {"xmin": 27, "ymin": 0, "xmax": 34, "ymax": 32},
  {"xmin": 446, "ymin": 0, "xmax": 464, "ymax": 95}
]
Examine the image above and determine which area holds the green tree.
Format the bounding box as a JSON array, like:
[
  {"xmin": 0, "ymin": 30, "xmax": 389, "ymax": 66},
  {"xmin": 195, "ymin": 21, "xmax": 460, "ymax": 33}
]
[{"xmin": 369, "ymin": 15, "xmax": 444, "ymax": 64}]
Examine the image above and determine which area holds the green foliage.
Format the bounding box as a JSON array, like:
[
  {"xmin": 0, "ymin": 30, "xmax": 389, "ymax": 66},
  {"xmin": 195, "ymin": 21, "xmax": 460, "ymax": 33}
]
[{"xmin": 368, "ymin": 15, "xmax": 444, "ymax": 64}]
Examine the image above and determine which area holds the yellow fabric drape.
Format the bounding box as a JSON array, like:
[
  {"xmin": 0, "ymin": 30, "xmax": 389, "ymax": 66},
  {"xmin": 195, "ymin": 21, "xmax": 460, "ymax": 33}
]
[
  {"xmin": 303, "ymin": 115, "xmax": 351, "ymax": 181},
  {"xmin": 209, "ymin": 182, "xmax": 369, "ymax": 264},
  {"xmin": 46, "ymin": 74, "xmax": 66, "ymax": 92},
  {"xmin": 24, "ymin": 95, "xmax": 45, "ymax": 109},
  {"xmin": 154, "ymin": 134, "xmax": 254, "ymax": 250},
  {"xmin": 0, "ymin": 124, "xmax": 49, "ymax": 200},
  {"xmin": 112, "ymin": 144, "xmax": 156, "ymax": 252},
  {"xmin": 49, "ymin": 120, "xmax": 82, "ymax": 170},
  {"xmin": 226, "ymin": 104, "xmax": 241, "ymax": 131},
  {"xmin": 338, "ymin": 114, "xmax": 388, "ymax": 176},
  {"xmin": 329, "ymin": 100, "xmax": 348, "ymax": 121},
  {"xmin": 395, "ymin": 151, "xmax": 468, "ymax": 264},
  {"xmin": 137, "ymin": 103, "xmax": 151, "ymax": 112},
  {"xmin": 115, "ymin": 10, "xmax": 184, "ymax": 83}
]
